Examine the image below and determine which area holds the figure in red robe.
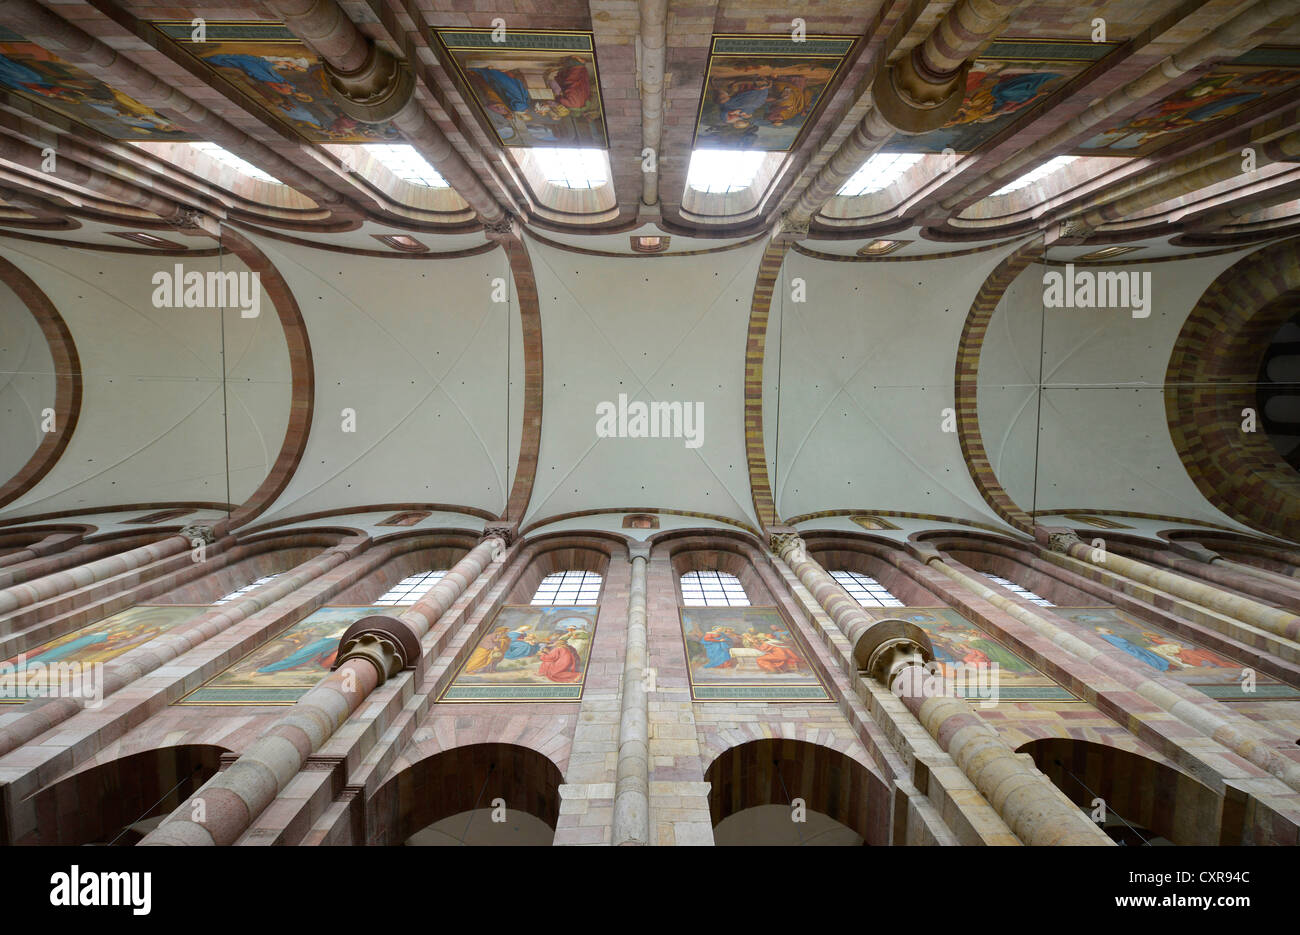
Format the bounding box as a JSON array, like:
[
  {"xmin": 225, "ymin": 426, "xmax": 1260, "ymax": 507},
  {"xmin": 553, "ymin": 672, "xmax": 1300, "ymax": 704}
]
[
  {"xmin": 755, "ymin": 638, "xmax": 802, "ymax": 673},
  {"xmin": 538, "ymin": 639, "xmax": 583, "ymax": 682}
]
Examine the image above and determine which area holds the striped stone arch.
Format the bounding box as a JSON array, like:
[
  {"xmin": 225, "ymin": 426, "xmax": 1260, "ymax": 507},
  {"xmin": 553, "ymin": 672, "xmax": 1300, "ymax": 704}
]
[
  {"xmin": 953, "ymin": 239, "xmax": 1042, "ymax": 534},
  {"xmin": 0, "ymin": 252, "xmax": 81, "ymax": 510},
  {"xmin": 1165, "ymin": 238, "xmax": 1300, "ymax": 539}
]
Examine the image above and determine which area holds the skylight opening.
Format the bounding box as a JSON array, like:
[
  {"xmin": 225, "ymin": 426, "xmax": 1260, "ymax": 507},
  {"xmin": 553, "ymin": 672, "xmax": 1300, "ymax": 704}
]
[
  {"xmin": 531, "ymin": 148, "xmax": 609, "ymax": 189},
  {"xmin": 837, "ymin": 152, "xmax": 924, "ymax": 197},
  {"xmin": 990, "ymin": 155, "xmax": 1078, "ymax": 196},
  {"xmin": 686, "ymin": 149, "xmax": 765, "ymax": 194},
  {"xmin": 363, "ymin": 144, "xmax": 449, "ymax": 188},
  {"xmin": 191, "ymin": 142, "xmax": 280, "ymax": 184}
]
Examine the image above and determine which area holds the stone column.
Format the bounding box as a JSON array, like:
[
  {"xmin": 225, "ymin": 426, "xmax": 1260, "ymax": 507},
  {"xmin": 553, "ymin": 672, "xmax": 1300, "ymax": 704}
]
[
  {"xmin": 0, "ymin": 536, "xmax": 369, "ymax": 758},
  {"xmin": 263, "ymin": 0, "xmax": 506, "ymax": 225},
  {"xmin": 0, "ymin": 525, "xmax": 219, "ymax": 616},
  {"xmin": 926, "ymin": 541, "xmax": 1300, "ymax": 793},
  {"xmin": 1047, "ymin": 532, "xmax": 1300, "ymax": 642},
  {"xmin": 141, "ymin": 533, "xmax": 506, "ymax": 845},
  {"xmin": 772, "ymin": 534, "xmax": 1111, "ymax": 846},
  {"xmin": 612, "ymin": 544, "xmax": 650, "ymax": 845}
]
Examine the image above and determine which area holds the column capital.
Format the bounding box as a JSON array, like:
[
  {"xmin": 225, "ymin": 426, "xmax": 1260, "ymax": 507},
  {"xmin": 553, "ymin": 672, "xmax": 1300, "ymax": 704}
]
[
  {"xmin": 1045, "ymin": 530, "xmax": 1084, "ymax": 554},
  {"xmin": 481, "ymin": 522, "xmax": 518, "ymax": 548},
  {"xmin": 628, "ymin": 543, "xmax": 651, "ymax": 562},
  {"xmin": 322, "ymin": 44, "xmax": 416, "ymax": 124},
  {"xmin": 851, "ymin": 617, "xmax": 934, "ymax": 684},
  {"xmin": 769, "ymin": 531, "xmax": 805, "ymax": 561},
  {"xmin": 333, "ymin": 614, "xmax": 421, "ymax": 682},
  {"xmin": 179, "ymin": 522, "xmax": 218, "ymax": 545}
]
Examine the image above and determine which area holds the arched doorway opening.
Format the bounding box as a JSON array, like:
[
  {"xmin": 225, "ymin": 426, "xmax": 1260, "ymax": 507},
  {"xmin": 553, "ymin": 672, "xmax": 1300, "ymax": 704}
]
[
  {"xmin": 14, "ymin": 744, "xmax": 225, "ymax": 845},
  {"xmin": 1018, "ymin": 738, "xmax": 1221, "ymax": 845},
  {"xmin": 704, "ymin": 738, "xmax": 887, "ymax": 845},
  {"xmin": 369, "ymin": 743, "xmax": 563, "ymax": 846}
]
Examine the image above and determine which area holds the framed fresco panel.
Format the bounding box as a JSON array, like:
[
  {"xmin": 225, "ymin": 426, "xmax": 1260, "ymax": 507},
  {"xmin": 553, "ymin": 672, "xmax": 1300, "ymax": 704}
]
[
  {"xmin": 693, "ymin": 35, "xmax": 856, "ymax": 153},
  {"xmin": 1053, "ymin": 607, "xmax": 1300, "ymax": 700},
  {"xmin": 0, "ymin": 27, "xmax": 194, "ymax": 140},
  {"xmin": 440, "ymin": 604, "xmax": 598, "ymax": 702},
  {"xmin": 149, "ymin": 21, "xmax": 400, "ymax": 143},
  {"xmin": 679, "ymin": 606, "xmax": 830, "ymax": 701},
  {"xmin": 0, "ymin": 605, "xmax": 205, "ymax": 702},
  {"xmin": 434, "ymin": 29, "xmax": 607, "ymax": 149},
  {"xmin": 1074, "ymin": 65, "xmax": 1300, "ymax": 156},
  {"xmin": 178, "ymin": 605, "xmax": 387, "ymax": 705},
  {"xmin": 889, "ymin": 609, "xmax": 1077, "ymax": 702}
]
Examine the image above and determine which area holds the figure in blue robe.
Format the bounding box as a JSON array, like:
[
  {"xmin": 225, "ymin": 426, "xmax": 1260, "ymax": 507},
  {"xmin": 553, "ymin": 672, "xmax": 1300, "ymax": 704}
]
[
  {"xmin": 700, "ymin": 628, "xmax": 735, "ymax": 668},
  {"xmin": 0, "ymin": 54, "xmax": 50, "ymax": 92},
  {"xmin": 1096, "ymin": 628, "xmax": 1170, "ymax": 671},
  {"xmin": 469, "ymin": 68, "xmax": 531, "ymax": 113},
  {"xmin": 503, "ymin": 628, "xmax": 539, "ymax": 659},
  {"xmin": 26, "ymin": 630, "xmax": 109, "ymax": 665},
  {"xmin": 989, "ymin": 71, "xmax": 1059, "ymax": 109},
  {"xmin": 207, "ymin": 53, "xmax": 297, "ymax": 89},
  {"xmin": 257, "ymin": 635, "xmax": 336, "ymax": 673}
]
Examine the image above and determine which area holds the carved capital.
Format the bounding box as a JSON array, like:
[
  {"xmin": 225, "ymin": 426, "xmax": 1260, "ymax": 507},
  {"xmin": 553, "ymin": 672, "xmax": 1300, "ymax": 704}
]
[
  {"xmin": 1048, "ymin": 531, "xmax": 1084, "ymax": 554},
  {"xmin": 481, "ymin": 522, "xmax": 518, "ymax": 548},
  {"xmin": 333, "ymin": 614, "xmax": 421, "ymax": 683},
  {"xmin": 874, "ymin": 56, "xmax": 969, "ymax": 135},
  {"xmin": 770, "ymin": 532, "xmax": 805, "ymax": 562},
  {"xmin": 851, "ymin": 618, "xmax": 935, "ymax": 685},
  {"xmin": 775, "ymin": 211, "xmax": 810, "ymax": 239},
  {"xmin": 322, "ymin": 45, "xmax": 415, "ymax": 124},
  {"xmin": 179, "ymin": 523, "xmax": 217, "ymax": 545},
  {"xmin": 481, "ymin": 214, "xmax": 517, "ymax": 238}
]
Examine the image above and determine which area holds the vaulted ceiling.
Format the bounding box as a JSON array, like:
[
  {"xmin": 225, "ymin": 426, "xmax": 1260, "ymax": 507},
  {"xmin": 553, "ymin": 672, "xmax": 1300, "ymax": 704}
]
[{"xmin": 1, "ymin": 0, "xmax": 1298, "ymax": 546}]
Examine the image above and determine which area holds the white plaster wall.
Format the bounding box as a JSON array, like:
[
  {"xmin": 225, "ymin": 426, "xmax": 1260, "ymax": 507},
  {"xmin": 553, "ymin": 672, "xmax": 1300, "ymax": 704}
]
[
  {"xmin": 0, "ymin": 274, "xmax": 55, "ymax": 486},
  {"xmin": 767, "ymin": 242, "xmax": 1027, "ymax": 528},
  {"xmin": 0, "ymin": 240, "xmax": 289, "ymax": 516},
  {"xmin": 524, "ymin": 236, "xmax": 761, "ymax": 529},
  {"xmin": 979, "ymin": 248, "xmax": 1261, "ymax": 531},
  {"xmin": 251, "ymin": 232, "xmax": 521, "ymax": 524}
]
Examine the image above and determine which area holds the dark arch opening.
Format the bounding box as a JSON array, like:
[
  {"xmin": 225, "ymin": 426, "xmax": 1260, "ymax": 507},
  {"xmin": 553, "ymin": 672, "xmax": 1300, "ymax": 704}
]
[
  {"xmin": 1018, "ymin": 738, "xmax": 1222, "ymax": 846},
  {"xmin": 368, "ymin": 742, "xmax": 563, "ymax": 846},
  {"xmin": 12, "ymin": 743, "xmax": 225, "ymax": 845},
  {"xmin": 704, "ymin": 738, "xmax": 888, "ymax": 845}
]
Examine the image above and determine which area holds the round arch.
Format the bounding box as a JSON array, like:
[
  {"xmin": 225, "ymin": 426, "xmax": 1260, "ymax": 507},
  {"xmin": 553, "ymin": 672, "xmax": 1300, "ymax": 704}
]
[
  {"xmin": 1017, "ymin": 737, "xmax": 1221, "ymax": 846},
  {"xmin": 366, "ymin": 742, "xmax": 564, "ymax": 846},
  {"xmin": 11, "ymin": 743, "xmax": 226, "ymax": 845},
  {"xmin": 704, "ymin": 738, "xmax": 889, "ymax": 845}
]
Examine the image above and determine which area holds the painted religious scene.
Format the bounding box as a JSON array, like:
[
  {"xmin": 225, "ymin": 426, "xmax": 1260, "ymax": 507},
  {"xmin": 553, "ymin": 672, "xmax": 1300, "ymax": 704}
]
[
  {"xmin": 435, "ymin": 30, "xmax": 606, "ymax": 148},
  {"xmin": 880, "ymin": 40, "xmax": 1111, "ymax": 154},
  {"xmin": 1053, "ymin": 607, "xmax": 1300, "ymax": 700},
  {"xmin": 680, "ymin": 606, "xmax": 829, "ymax": 701},
  {"xmin": 441, "ymin": 605, "xmax": 599, "ymax": 702},
  {"xmin": 0, "ymin": 605, "xmax": 205, "ymax": 701},
  {"xmin": 1077, "ymin": 64, "xmax": 1300, "ymax": 155},
  {"xmin": 0, "ymin": 27, "xmax": 193, "ymax": 140},
  {"xmin": 150, "ymin": 21, "xmax": 400, "ymax": 143},
  {"xmin": 694, "ymin": 35, "xmax": 855, "ymax": 152},
  {"xmin": 893, "ymin": 609, "xmax": 1076, "ymax": 701},
  {"xmin": 179, "ymin": 606, "xmax": 385, "ymax": 704}
]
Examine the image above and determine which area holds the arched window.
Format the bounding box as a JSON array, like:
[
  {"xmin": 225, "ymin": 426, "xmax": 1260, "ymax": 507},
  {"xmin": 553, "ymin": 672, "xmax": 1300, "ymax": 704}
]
[
  {"xmin": 376, "ymin": 570, "xmax": 448, "ymax": 605},
  {"xmin": 984, "ymin": 574, "xmax": 1054, "ymax": 607},
  {"xmin": 214, "ymin": 574, "xmax": 281, "ymax": 605},
  {"xmin": 680, "ymin": 570, "xmax": 749, "ymax": 607},
  {"xmin": 531, "ymin": 571, "xmax": 602, "ymax": 605},
  {"xmin": 830, "ymin": 570, "xmax": 903, "ymax": 608}
]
